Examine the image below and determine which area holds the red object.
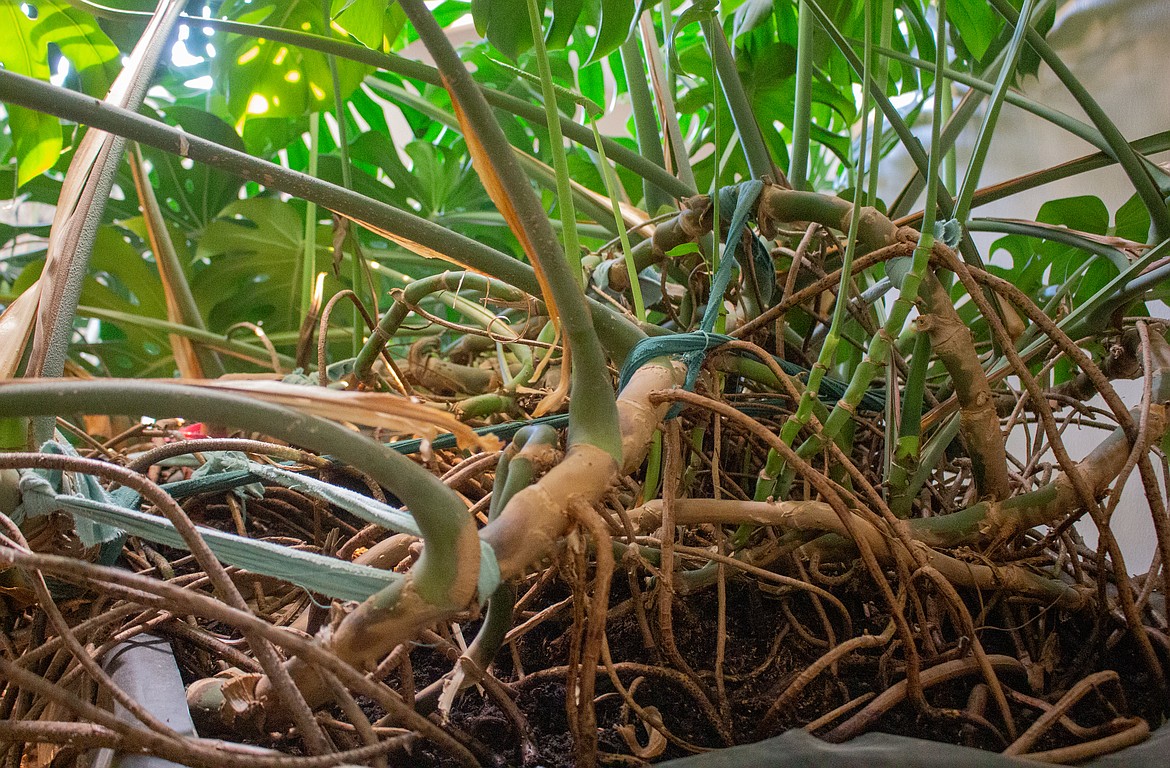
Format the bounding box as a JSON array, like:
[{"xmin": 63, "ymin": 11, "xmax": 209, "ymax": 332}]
[{"xmin": 178, "ymin": 422, "xmax": 208, "ymax": 439}]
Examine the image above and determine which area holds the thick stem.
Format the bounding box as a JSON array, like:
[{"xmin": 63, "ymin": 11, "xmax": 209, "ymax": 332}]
[
  {"xmin": 620, "ymin": 36, "xmax": 672, "ymax": 212},
  {"xmin": 398, "ymin": 0, "xmax": 621, "ymax": 461}
]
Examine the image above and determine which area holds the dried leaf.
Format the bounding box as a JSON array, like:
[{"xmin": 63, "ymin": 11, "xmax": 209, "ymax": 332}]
[
  {"xmin": 0, "ymin": 285, "xmax": 42, "ymax": 379},
  {"xmin": 168, "ymin": 379, "xmax": 499, "ymax": 452}
]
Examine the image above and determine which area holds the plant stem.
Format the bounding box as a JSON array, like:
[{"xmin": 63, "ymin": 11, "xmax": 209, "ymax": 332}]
[
  {"xmin": 986, "ymin": 0, "xmax": 1170, "ymax": 241},
  {"xmin": 525, "ymin": 0, "xmax": 584, "ymax": 285},
  {"xmin": 702, "ymin": 17, "xmax": 779, "ymax": 183},
  {"xmin": 300, "ymin": 113, "xmax": 321, "ymax": 326},
  {"xmin": 71, "ymin": 0, "xmax": 694, "ymax": 200},
  {"xmin": 789, "ymin": 0, "xmax": 814, "ymax": 190},
  {"xmin": 24, "ymin": 0, "xmax": 187, "ymax": 390},
  {"xmin": 953, "ymin": 0, "xmax": 1038, "ymax": 225},
  {"xmin": 756, "ymin": 0, "xmax": 875, "ymax": 501},
  {"xmin": 620, "ymin": 36, "xmax": 671, "ymax": 213},
  {"xmin": 592, "ymin": 122, "xmax": 646, "ymax": 321},
  {"xmin": 398, "ymin": 0, "xmax": 621, "ymax": 460},
  {"xmin": 0, "ymin": 380, "xmax": 477, "ymax": 606}
]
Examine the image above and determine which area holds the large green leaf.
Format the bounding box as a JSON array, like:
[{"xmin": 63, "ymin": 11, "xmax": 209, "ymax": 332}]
[
  {"xmin": 135, "ymin": 106, "xmax": 248, "ymax": 235},
  {"xmin": 946, "ymin": 0, "xmax": 1002, "ymax": 62},
  {"xmin": 36, "ymin": 0, "xmax": 120, "ymax": 97},
  {"xmin": 215, "ymin": 0, "xmax": 373, "ymax": 122},
  {"xmin": 471, "ymin": 0, "xmax": 636, "ymax": 62},
  {"xmin": 0, "ymin": 1, "xmax": 60, "ymax": 187},
  {"xmin": 191, "ymin": 198, "xmax": 346, "ymax": 333},
  {"xmin": 331, "ymin": 0, "xmax": 407, "ymax": 50},
  {"xmin": 0, "ymin": 0, "xmax": 119, "ymax": 188}
]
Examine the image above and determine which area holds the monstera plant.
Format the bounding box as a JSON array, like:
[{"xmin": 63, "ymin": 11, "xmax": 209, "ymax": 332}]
[{"xmin": 1, "ymin": 0, "xmax": 1169, "ymax": 766}]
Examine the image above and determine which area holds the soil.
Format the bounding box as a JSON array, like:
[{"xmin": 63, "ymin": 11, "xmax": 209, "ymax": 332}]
[{"xmin": 52, "ymin": 461, "xmax": 1168, "ymax": 768}]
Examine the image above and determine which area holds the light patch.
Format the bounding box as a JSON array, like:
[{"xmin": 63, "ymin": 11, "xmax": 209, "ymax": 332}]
[
  {"xmin": 184, "ymin": 75, "xmax": 214, "ymax": 90},
  {"xmin": 237, "ymin": 45, "xmax": 261, "ymax": 65},
  {"xmin": 273, "ymin": 47, "xmax": 288, "ymax": 66},
  {"xmin": 285, "ymin": 70, "xmax": 301, "ymax": 83},
  {"xmin": 246, "ymin": 93, "xmax": 270, "ymax": 115},
  {"xmin": 301, "ymin": 21, "xmax": 311, "ymax": 31},
  {"xmin": 172, "ymin": 40, "xmax": 204, "ymax": 67},
  {"xmin": 310, "ymin": 82, "xmax": 326, "ymax": 101}
]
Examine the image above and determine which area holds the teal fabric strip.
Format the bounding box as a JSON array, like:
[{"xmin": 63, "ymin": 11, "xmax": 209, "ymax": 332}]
[
  {"xmin": 222, "ymin": 457, "xmax": 500, "ymax": 602},
  {"xmin": 16, "ymin": 471, "xmax": 400, "ymax": 602}
]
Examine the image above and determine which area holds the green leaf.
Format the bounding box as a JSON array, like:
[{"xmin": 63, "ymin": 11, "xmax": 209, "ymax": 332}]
[
  {"xmin": 215, "ymin": 0, "xmax": 372, "ymax": 122},
  {"xmin": 34, "ymin": 0, "xmax": 120, "ymax": 97},
  {"xmin": 191, "ymin": 198, "xmax": 345, "ymax": 333},
  {"xmin": 470, "ymin": 0, "xmax": 634, "ymax": 61},
  {"xmin": 136, "ymin": 106, "xmax": 248, "ymax": 235},
  {"xmin": 471, "ymin": 0, "xmax": 535, "ymax": 60},
  {"xmin": 1113, "ymin": 192, "xmax": 1152, "ymax": 243},
  {"xmin": 11, "ymin": 225, "xmax": 176, "ymax": 376},
  {"xmin": 332, "ymin": 0, "xmax": 391, "ymax": 50},
  {"xmin": 546, "ymin": 0, "xmax": 584, "ymax": 48},
  {"xmin": 585, "ymin": 0, "xmax": 637, "ymax": 63},
  {"xmin": 1036, "ymin": 195, "xmax": 1110, "ymax": 234},
  {"xmin": 0, "ymin": 2, "xmax": 60, "ymax": 187},
  {"xmin": 732, "ymin": 0, "xmax": 774, "ymax": 41},
  {"xmin": 946, "ymin": 0, "xmax": 1002, "ymax": 62}
]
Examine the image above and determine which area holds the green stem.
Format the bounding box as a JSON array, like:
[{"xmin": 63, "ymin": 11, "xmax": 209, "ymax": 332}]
[
  {"xmin": 71, "ymin": 1, "xmax": 692, "ymax": 201},
  {"xmin": 888, "ymin": 330, "xmax": 931, "ymax": 517},
  {"xmin": 805, "ymin": 0, "xmax": 954, "ymax": 213},
  {"xmin": 789, "ymin": 0, "xmax": 814, "ymax": 190},
  {"xmin": 899, "ymin": 129, "xmax": 1170, "ymax": 226},
  {"xmin": 778, "ymin": 0, "xmax": 950, "ymax": 495},
  {"xmin": 757, "ymin": 0, "xmax": 875, "ymax": 500},
  {"xmin": 129, "ymin": 145, "xmax": 225, "ymax": 377},
  {"xmin": 354, "ymin": 270, "xmax": 533, "ymax": 386},
  {"xmin": 967, "ymin": 218, "xmax": 1131, "ymax": 272},
  {"xmin": 366, "ymin": 80, "xmax": 620, "ymax": 235},
  {"xmin": 25, "ymin": 0, "xmax": 187, "ymax": 391},
  {"xmin": 953, "ymin": 0, "xmax": 1036, "ymax": 225},
  {"xmin": 592, "ymin": 122, "xmax": 646, "ymax": 321},
  {"xmin": 0, "ymin": 380, "xmax": 475, "ymax": 606},
  {"xmin": 620, "ymin": 36, "xmax": 671, "ymax": 212},
  {"xmin": 640, "ymin": 11, "xmax": 696, "ymax": 191},
  {"xmin": 864, "ymin": 0, "xmax": 893, "ymax": 206},
  {"xmin": 398, "ymin": 0, "xmax": 620, "ymax": 460},
  {"xmin": 322, "ymin": 0, "xmax": 364, "ymax": 357},
  {"xmin": 74, "ymin": 305, "xmax": 295, "ymax": 369},
  {"xmin": 525, "ymin": 0, "xmax": 584, "ymax": 285},
  {"xmin": 301, "ymin": 113, "xmax": 321, "ymax": 324},
  {"xmin": 702, "ymin": 17, "xmax": 779, "ymax": 183}
]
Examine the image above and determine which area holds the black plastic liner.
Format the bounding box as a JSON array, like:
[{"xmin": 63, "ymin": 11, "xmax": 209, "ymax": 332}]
[{"xmin": 659, "ymin": 724, "xmax": 1170, "ymax": 767}]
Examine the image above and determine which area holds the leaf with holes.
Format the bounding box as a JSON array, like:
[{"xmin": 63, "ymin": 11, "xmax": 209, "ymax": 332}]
[
  {"xmin": 215, "ymin": 0, "xmax": 372, "ymax": 121},
  {"xmin": 191, "ymin": 198, "xmax": 345, "ymax": 334}
]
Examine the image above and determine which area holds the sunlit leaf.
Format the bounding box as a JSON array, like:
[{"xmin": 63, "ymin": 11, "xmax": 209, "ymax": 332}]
[
  {"xmin": 0, "ymin": 2, "xmax": 60, "ymax": 187},
  {"xmin": 215, "ymin": 0, "xmax": 372, "ymax": 122}
]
